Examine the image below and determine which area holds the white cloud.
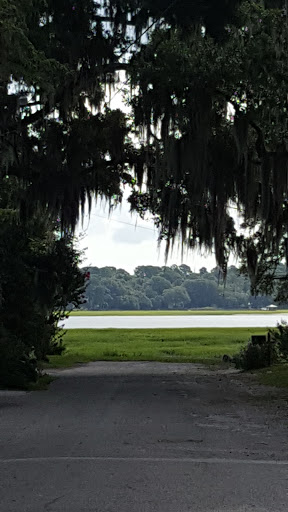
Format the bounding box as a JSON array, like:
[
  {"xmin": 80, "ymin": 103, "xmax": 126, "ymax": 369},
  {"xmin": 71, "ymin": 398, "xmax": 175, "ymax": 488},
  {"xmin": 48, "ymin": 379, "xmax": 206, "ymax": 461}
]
[{"xmin": 75, "ymin": 196, "xmax": 233, "ymax": 274}]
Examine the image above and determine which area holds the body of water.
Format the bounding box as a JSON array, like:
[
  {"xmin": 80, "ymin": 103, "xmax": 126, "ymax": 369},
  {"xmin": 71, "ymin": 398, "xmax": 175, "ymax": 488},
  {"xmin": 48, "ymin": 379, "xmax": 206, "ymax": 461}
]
[{"xmin": 62, "ymin": 314, "xmax": 288, "ymax": 329}]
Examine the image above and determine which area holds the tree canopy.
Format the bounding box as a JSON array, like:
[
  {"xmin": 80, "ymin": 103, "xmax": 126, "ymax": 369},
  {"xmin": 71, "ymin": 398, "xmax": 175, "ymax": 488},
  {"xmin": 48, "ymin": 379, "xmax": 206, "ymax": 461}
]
[
  {"xmin": 128, "ymin": 2, "xmax": 288, "ymax": 285},
  {"xmin": 2, "ymin": 0, "xmax": 288, "ymax": 281},
  {"xmin": 2, "ymin": 0, "xmax": 288, "ymax": 384},
  {"xmin": 83, "ymin": 264, "xmax": 275, "ymax": 310}
]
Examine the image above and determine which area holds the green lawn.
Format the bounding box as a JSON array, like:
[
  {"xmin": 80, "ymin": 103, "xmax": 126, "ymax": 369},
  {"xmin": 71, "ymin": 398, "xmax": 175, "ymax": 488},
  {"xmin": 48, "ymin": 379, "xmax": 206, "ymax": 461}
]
[
  {"xmin": 69, "ymin": 309, "xmax": 288, "ymax": 316},
  {"xmin": 48, "ymin": 327, "xmax": 266, "ymax": 368},
  {"xmin": 256, "ymin": 364, "xmax": 288, "ymax": 388}
]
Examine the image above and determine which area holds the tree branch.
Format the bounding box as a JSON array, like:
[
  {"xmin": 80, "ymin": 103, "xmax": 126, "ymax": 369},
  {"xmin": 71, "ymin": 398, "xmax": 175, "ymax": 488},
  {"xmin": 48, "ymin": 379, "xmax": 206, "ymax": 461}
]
[
  {"xmin": 21, "ymin": 108, "xmax": 46, "ymax": 127},
  {"xmin": 249, "ymin": 120, "xmax": 266, "ymax": 158}
]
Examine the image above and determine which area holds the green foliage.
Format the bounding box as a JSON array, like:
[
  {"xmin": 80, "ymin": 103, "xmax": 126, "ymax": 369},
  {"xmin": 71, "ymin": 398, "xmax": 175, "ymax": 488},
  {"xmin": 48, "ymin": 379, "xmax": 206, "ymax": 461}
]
[
  {"xmin": 83, "ymin": 264, "xmax": 273, "ymax": 310},
  {"xmin": 1, "ymin": 0, "xmax": 287, "ymax": 267},
  {"xmin": 27, "ymin": 373, "xmax": 55, "ymax": 391},
  {"xmin": 148, "ymin": 276, "xmax": 171, "ymax": 294},
  {"xmin": 135, "ymin": 265, "xmax": 162, "ymax": 279},
  {"xmin": 244, "ymin": 254, "xmax": 288, "ymax": 305},
  {"xmin": 0, "ymin": 0, "xmax": 135, "ymax": 231},
  {"xmin": 269, "ymin": 322, "xmax": 288, "ymax": 361},
  {"xmin": 2, "ymin": 0, "xmax": 288, "ymax": 384},
  {"xmin": 257, "ymin": 364, "xmax": 288, "ymax": 388},
  {"xmin": 162, "ymin": 286, "xmax": 190, "ymax": 309},
  {"xmin": 183, "ymin": 279, "xmax": 220, "ymax": 308},
  {"xmin": 128, "ymin": 2, "xmax": 288, "ymax": 279},
  {"xmin": 119, "ymin": 294, "xmax": 139, "ymax": 310},
  {"xmin": 0, "ymin": 212, "xmax": 86, "ymax": 387},
  {"xmin": 233, "ymin": 339, "xmax": 278, "ymax": 371},
  {"xmin": 234, "ymin": 322, "xmax": 288, "ymax": 371},
  {"xmin": 0, "ymin": 328, "xmax": 37, "ymax": 389},
  {"xmin": 0, "ymin": 0, "xmax": 138, "ymax": 386},
  {"xmin": 137, "ymin": 293, "xmax": 153, "ymax": 310}
]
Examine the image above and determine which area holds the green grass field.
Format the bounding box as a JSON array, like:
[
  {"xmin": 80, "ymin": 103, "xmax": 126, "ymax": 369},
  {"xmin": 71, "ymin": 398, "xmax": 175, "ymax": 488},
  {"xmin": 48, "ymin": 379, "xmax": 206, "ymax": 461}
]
[
  {"xmin": 48, "ymin": 327, "xmax": 266, "ymax": 368},
  {"xmin": 257, "ymin": 365, "xmax": 288, "ymax": 388},
  {"xmin": 69, "ymin": 309, "xmax": 288, "ymax": 316}
]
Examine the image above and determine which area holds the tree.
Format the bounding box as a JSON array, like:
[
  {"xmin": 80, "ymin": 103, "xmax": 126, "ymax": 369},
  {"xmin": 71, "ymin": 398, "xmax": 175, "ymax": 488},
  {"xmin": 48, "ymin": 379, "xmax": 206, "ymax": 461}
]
[
  {"xmin": 134, "ymin": 266, "xmax": 162, "ymax": 279},
  {"xmin": 86, "ymin": 281, "xmax": 107, "ymax": 310},
  {"xmin": 2, "ymin": 0, "xmax": 288, "ymax": 385},
  {"xmin": 137, "ymin": 293, "xmax": 153, "ymax": 310},
  {"xmin": 116, "ymin": 269, "xmax": 131, "ymax": 281},
  {"xmin": 128, "ymin": 2, "xmax": 288, "ymax": 283},
  {"xmin": 4, "ymin": 2, "xmax": 286, "ymax": 279},
  {"xmin": 81, "ymin": 264, "xmax": 275, "ymax": 310},
  {"xmin": 0, "ymin": 215, "xmax": 85, "ymax": 386},
  {"xmin": 105, "ymin": 278, "xmax": 126, "ymax": 298},
  {"xmin": 162, "ymin": 286, "xmax": 190, "ymax": 309},
  {"xmin": 184, "ymin": 279, "xmax": 220, "ymax": 308},
  {"xmin": 151, "ymin": 295, "xmax": 163, "ymax": 310},
  {"xmin": 148, "ymin": 276, "xmax": 172, "ymax": 294},
  {"xmin": 0, "ymin": 0, "xmax": 136, "ymax": 385},
  {"xmin": 160, "ymin": 266, "xmax": 183, "ymax": 283},
  {"xmin": 98, "ymin": 268, "xmax": 118, "ymax": 279},
  {"xmin": 119, "ymin": 295, "xmax": 139, "ymax": 310},
  {"xmin": 179, "ymin": 264, "xmax": 192, "ymax": 276},
  {"xmin": 241, "ymin": 240, "xmax": 288, "ymax": 303},
  {"xmin": 0, "ymin": 0, "xmax": 140, "ymax": 234},
  {"xmin": 143, "ymin": 284, "xmax": 158, "ymax": 300}
]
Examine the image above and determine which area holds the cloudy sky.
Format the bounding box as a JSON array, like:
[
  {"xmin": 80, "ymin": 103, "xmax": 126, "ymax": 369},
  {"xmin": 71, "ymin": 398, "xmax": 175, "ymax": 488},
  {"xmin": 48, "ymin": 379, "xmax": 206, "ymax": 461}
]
[{"xmin": 75, "ymin": 191, "xmax": 237, "ymax": 274}]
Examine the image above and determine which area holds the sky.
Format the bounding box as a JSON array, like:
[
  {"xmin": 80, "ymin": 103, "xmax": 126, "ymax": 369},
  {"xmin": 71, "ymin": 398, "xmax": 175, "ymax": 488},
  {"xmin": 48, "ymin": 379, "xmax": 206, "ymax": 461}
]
[{"xmin": 75, "ymin": 192, "xmax": 238, "ymax": 274}]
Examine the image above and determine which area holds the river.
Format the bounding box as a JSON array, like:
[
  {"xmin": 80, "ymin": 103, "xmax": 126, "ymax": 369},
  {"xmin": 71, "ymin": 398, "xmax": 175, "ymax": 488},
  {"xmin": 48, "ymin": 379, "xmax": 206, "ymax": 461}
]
[{"xmin": 62, "ymin": 314, "xmax": 288, "ymax": 329}]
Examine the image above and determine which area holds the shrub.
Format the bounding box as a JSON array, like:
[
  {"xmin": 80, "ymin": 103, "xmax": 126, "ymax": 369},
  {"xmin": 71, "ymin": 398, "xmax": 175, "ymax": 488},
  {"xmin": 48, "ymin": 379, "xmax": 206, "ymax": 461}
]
[
  {"xmin": 269, "ymin": 322, "xmax": 288, "ymax": 360},
  {"xmin": 233, "ymin": 336, "xmax": 279, "ymax": 371},
  {"xmin": 0, "ymin": 329, "xmax": 38, "ymax": 389},
  {"xmin": 0, "ymin": 221, "xmax": 85, "ymax": 386}
]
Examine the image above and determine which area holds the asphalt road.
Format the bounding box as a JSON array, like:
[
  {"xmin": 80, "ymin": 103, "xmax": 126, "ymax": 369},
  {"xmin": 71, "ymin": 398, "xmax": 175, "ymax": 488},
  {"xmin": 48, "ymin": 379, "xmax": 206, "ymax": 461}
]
[{"xmin": 1, "ymin": 362, "xmax": 288, "ymax": 512}]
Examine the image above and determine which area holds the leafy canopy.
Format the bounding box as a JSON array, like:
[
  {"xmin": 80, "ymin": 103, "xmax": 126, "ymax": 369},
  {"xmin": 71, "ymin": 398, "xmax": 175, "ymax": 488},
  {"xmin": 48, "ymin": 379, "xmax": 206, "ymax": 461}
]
[
  {"xmin": 128, "ymin": 2, "xmax": 288, "ymax": 283},
  {"xmin": 2, "ymin": 0, "xmax": 288, "ymax": 285}
]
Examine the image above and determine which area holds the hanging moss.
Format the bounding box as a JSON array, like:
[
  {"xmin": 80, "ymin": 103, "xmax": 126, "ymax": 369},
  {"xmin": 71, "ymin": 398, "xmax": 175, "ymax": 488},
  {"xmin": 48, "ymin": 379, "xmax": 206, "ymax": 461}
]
[
  {"xmin": 2, "ymin": 0, "xmax": 288, "ymax": 285},
  {"xmin": 127, "ymin": 3, "xmax": 288, "ymax": 279}
]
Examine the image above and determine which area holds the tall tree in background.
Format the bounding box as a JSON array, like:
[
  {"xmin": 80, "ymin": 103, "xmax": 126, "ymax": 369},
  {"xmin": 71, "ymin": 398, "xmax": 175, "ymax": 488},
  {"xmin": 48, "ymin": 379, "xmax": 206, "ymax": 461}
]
[{"xmin": 83, "ymin": 264, "xmax": 273, "ymax": 311}]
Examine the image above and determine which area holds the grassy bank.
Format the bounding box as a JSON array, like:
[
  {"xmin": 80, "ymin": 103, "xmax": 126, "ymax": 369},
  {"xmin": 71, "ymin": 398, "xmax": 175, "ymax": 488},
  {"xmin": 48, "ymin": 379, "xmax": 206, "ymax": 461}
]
[
  {"xmin": 256, "ymin": 365, "xmax": 288, "ymax": 388},
  {"xmin": 69, "ymin": 309, "xmax": 288, "ymax": 316},
  {"xmin": 48, "ymin": 327, "xmax": 266, "ymax": 368}
]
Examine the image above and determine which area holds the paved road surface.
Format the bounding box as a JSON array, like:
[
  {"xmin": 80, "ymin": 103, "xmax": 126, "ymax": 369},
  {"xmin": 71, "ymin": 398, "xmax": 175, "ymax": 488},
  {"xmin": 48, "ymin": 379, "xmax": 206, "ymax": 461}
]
[{"xmin": 1, "ymin": 362, "xmax": 288, "ymax": 512}]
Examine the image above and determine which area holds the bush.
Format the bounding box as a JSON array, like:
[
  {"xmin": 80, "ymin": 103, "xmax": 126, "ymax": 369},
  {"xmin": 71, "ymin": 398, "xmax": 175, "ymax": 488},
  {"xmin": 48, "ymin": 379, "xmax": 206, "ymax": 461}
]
[
  {"xmin": 233, "ymin": 336, "xmax": 279, "ymax": 371},
  {"xmin": 269, "ymin": 322, "xmax": 288, "ymax": 360},
  {"xmin": 0, "ymin": 221, "xmax": 85, "ymax": 386},
  {"xmin": 46, "ymin": 327, "xmax": 66, "ymax": 356},
  {"xmin": 233, "ymin": 322, "xmax": 288, "ymax": 371},
  {"xmin": 0, "ymin": 329, "xmax": 38, "ymax": 389}
]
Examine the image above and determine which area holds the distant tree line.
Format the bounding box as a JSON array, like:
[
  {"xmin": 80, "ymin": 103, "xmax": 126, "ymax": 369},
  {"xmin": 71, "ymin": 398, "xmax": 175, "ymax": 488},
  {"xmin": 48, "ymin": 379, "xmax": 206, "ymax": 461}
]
[{"xmin": 82, "ymin": 265, "xmax": 278, "ymax": 311}]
